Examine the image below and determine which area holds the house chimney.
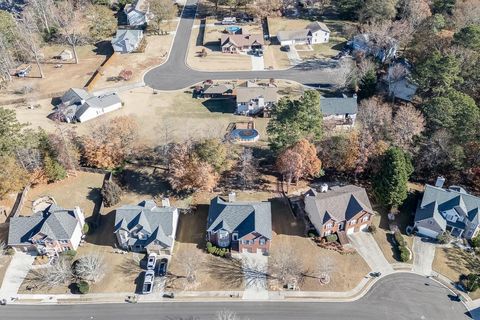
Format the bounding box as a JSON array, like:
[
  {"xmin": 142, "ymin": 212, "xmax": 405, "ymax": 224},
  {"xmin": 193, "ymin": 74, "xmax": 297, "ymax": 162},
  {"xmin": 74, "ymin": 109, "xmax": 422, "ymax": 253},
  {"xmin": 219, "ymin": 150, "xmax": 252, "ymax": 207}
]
[
  {"xmin": 435, "ymin": 176, "xmax": 445, "ymax": 188},
  {"xmin": 161, "ymin": 198, "xmax": 170, "ymax": 207},
  {"xmin": 320, "ymin": 183, "xmax": 328, "ymax": 193},
  {"xmin": 228, "ymin": 192, "xmax": 236, "ymax": 203}
]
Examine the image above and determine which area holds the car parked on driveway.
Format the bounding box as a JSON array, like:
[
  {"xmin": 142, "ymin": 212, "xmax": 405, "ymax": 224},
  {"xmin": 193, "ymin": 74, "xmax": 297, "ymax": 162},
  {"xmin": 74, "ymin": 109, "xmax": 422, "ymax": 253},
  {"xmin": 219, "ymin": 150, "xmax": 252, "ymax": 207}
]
[
  {"xmin": 142, "ymin": 270, "xmax": 155, "ymax": 294},
  {"xmin": 280, "ymin": 45, "xmax": 291, "ymax": 52},
  {"xmin": 157, "ymin": 258, "xmax": 168, "ymax": 277},
  {"xmin": 147, "ymin": 253, "xmax": 157, "ymax": 270}
]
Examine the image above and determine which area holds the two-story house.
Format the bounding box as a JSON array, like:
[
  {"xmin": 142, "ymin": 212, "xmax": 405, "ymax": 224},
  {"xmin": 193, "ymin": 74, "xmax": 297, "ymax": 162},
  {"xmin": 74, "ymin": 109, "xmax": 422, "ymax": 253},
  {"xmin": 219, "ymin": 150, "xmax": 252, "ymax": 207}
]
[
  {"xmin": 276, "ymin": 21, "xmax": 330, "ymax": 46},
  {"xmin": 8, "ymin": 204, "xmax": 85, "ymax": 256},
  {"xmin": 114, "ymin": 200, "xmax": 179, "ymax": 255},
  {"xmin": 303, "ymin": 185, "xmax": 375, "ymax": 237},
  {"xmin": 206, "ymin": 194, "xmax": 272, "ymax": 254},
  {"xmin": 235, "ymin": 83, "xmax": 278, "ymax": 115},
  {"xmin": 320, "ymin": 95, "xmax": 358, "ymax": 128},
  {"xmin": 414, "ymin": 182, "xmax": 480, "ymax": 240},
  {"xmin": 124, "ymin": 0, "xmax": 152, "ymax": 27}
]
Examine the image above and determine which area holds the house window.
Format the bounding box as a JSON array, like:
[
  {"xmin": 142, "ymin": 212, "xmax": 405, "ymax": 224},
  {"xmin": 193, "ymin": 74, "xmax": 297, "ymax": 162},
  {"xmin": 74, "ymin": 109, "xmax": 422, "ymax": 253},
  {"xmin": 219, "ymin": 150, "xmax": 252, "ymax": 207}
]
[
  {"xmin": 259, "ymin": 238, "xmax": 266, "ymax": 246},
  {"xmin": 350, "ymin": 219, "xmax": 357, "ymax": 225},
  {"xmin": 325, "ymin": 223, "xmax": 333, "ymax": 229},
  {"xmin": 232, "ymin": 233, "xmax": 238, "ymax": 241},
  {"xmin": 362, "ymin": 216, "xmax": 369, "ymax": 222}
]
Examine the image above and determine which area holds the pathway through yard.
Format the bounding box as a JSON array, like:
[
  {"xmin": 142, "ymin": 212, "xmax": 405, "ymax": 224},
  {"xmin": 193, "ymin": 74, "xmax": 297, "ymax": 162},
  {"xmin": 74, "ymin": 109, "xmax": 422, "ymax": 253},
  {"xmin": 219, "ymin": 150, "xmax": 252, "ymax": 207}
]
[
  {"xmin": 348, "ymin": 232, "xmax": 394, "ymax": 275},
  {"xmin": 0, "ymin": 252, "xmax": 35, "ymax": 300},
  {"xmin": 412, "ymin": 236, "xmax": 436, "ymax": 276}
]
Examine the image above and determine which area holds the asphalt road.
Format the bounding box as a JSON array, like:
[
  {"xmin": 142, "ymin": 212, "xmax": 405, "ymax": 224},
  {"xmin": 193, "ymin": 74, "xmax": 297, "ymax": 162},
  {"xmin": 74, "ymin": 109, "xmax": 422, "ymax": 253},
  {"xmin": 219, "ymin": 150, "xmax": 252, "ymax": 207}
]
[
  {"xmin": 143, "ymin": 0, "xmax": 350, "ymax": 90},
  {"xmin": 1, "ymin": 274, "xmax": 470, "ymax": 320}
]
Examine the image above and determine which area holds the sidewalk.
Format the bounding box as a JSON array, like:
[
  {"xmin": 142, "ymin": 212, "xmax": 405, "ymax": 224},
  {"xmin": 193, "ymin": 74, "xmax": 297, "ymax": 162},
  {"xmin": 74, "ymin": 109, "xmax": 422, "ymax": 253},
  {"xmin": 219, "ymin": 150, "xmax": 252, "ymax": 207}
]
[{"xmin": 0, "ymin": 252, "xmax": 35, "ymax": 300}]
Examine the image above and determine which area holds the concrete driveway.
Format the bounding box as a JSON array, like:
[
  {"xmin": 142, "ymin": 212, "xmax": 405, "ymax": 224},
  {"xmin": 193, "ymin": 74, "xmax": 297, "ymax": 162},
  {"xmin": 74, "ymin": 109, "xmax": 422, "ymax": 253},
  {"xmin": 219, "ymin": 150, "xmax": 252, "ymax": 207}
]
[
  {"xmin": 348, "ymin": 231, "xmax": 393, "ymax": 275},
  {"xmin": 250, "ymin": 54, "xmax": 265, "ymax": 71},
  {"xmin": 239, "ymin": 252, "xmax": 268, "ymax": 300},
  {"xmin": 412, "ymin": 236, "xmax": 436, "ymax": 276},
  {"xmin": 0, "ymin": 252, "xmax": 35, "ymax": 300},
  {"xmin": 286, "ymin": 46, "xmax": 302, "ymax": 66}
]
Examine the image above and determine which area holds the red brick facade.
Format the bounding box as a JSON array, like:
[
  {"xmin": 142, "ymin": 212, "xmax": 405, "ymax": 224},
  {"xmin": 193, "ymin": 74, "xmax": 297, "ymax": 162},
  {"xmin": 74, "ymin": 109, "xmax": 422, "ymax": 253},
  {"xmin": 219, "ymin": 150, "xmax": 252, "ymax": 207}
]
[
  {"xmin": 208, "ymin": 231, "xmax": 270, "ymax": 254},
  {"xmin": 319, "ymin": 210, "xmax": 373, "ymax": 237}
]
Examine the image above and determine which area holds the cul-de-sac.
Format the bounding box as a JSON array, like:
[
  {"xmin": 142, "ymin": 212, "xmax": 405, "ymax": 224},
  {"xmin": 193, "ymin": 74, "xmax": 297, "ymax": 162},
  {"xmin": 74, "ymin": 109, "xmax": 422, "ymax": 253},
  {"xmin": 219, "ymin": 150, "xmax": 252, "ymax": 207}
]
[{"xmin": 0, "ymin": 0, "xmax": 479, "ymax": 319}]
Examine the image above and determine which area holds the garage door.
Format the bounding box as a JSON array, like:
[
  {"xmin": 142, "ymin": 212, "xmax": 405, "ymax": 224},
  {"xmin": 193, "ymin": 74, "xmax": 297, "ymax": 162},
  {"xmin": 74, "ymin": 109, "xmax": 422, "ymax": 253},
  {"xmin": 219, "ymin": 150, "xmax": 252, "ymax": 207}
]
[
  {"xmin": 417, "ymin": 227, "xmax": 439, "ymax": 239},
  {"xmin": 347, "ymin": 227, "xmax": 355, "ymax": 235}
]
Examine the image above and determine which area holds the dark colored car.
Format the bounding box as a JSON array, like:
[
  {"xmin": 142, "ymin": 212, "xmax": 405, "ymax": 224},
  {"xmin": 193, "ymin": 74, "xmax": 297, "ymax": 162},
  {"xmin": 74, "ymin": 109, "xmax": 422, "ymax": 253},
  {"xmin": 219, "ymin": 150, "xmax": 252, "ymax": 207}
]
[
  {"xmin": 369, "ymin": 272, "xmax": 382, "ymax": 278},
  {"xmin": 280, "ymin": 46, "xmax": 291, "ymax": 52},
  {"xmin": 157, "ymin": 258, "xmax": 168, "ymax": 277}
]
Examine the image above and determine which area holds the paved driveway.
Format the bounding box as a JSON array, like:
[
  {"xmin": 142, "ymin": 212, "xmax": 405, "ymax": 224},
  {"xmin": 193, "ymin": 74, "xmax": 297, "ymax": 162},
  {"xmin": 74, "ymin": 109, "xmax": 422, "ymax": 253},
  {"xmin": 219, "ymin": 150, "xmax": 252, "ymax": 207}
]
[
  {"xmin": 412, "ymin": 236, "xmax": 436, "ymax": 276},
  {"xmin": 250, "ymin": 54, "xmax": 265, "ymax": 71},
  {"xmin": 0, "ymin": 252, "xmax": 35, "ymax": 299},
  {"xmin": 286, "ymin": 46, "xmax": 302, "ymax": 66},
  {"xmin": 239, "ymin": 253, "xmax": 268, "ymax": 300},
  {"xmin": 348, "ymin": 232, "xmax": 394, "ymax": 275}
]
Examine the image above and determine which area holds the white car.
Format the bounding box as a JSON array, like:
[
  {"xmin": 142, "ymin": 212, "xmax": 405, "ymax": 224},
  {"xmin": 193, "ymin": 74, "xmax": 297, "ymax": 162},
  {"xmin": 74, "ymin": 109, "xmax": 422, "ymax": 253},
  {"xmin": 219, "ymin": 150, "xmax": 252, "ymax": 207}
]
[
  {"xmin": 142, "ymin": 270, "xmax": 155, "ymax": 294},
  {"xmin": 147, "ymin": 253, "xmax": 157, "ymax": 270}
]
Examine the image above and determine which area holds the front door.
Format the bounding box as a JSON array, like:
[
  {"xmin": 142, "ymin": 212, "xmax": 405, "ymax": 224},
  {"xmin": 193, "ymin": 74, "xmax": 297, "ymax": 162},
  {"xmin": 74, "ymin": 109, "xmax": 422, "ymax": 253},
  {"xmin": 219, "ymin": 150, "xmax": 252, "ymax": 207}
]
[{"xmin": 338, "ymin": 222, "xmax": 345, "ymax": 231}]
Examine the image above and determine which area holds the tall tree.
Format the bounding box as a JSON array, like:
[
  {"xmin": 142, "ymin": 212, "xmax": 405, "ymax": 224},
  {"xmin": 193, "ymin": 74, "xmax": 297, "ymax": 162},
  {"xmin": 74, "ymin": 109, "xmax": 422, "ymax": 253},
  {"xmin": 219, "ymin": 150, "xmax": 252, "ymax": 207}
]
[
  {"xmin": 332, "ymin": 0, "xmax": 363, "ymax": 20},
  {"xmin": 0, "ymin": 108, "xmax": 25, "ymax": 155},
  {"xmin": 267, "ymin": 90, "xmax": 323, "ymax": 152},
  {"xmin": 452, "ymin": 0, "xmax": 480, "ymax": 29},
  {"xmin": 359, "ymin": 0, "xmax": 398, "ymax": 23},
  {"xmin": 432, "ymin": 0, "xmax": 456, "ymax": 15},
  {"xmin": 454, "ymin": 25, "xmax": 480, "ymax": 51},
  {"xmin": 195, "ymin": 138, "xmax": 229, "ymax": 173},
  {"xmin": 54, "ymin": 0, "xmax": 81, "ymax": 64},
  {"xmin": 0, "ymin": 155, "xmax": 29, "ymax": 199},
  {"xmin": 357, "ymin": 98, "xmax": 392, "ymax": 142},
  {"xmin": 27, "ymin": 0, "xmax": 55, "ymax": 35},
  {"xmin": 15, "ymin": 11, "xmax": 45, "ymax": 78},
  {"xmin": 357, "ymin": 69, "xmax": 377, "ymax": 100},
  {"xmin": 374, "ymin": 146, "xmax": 414, "ymax": 208},
  {"xmin": 319, "ymin": 133, "xmax": 359, "ymax": 172},
  {"xmin": 87, "ymin": 5, "xmax": 117, "ymax": 42},
  {"xmin": 392, "ymin": 104, "xmax": 425, "ymax": 151},
  {"xmin": 415, "ymin": 52, "xmax": 463, "ymax": 95},
  {"xmin": 149, "ymin": 0, "xmax": 177, "ymax": 34}
]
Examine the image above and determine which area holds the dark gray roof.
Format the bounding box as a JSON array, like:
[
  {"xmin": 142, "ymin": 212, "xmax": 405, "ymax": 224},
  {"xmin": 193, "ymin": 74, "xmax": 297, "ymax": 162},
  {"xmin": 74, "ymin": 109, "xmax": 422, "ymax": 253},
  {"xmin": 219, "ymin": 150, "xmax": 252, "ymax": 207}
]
[
  {"xmin": 61, "ymin": 88, "xmax": 89, "ymax": 105},
  {"xmin": 306, "ymin": 21, "xmax": 330, "ymax": 34},
  {"xmin": 415, "ymin": 185, "xmax": 480, "ymax": 226},
  {"xmin": 304, "ymin": 185, "xmax": 374, "ymax": 226},
  {"xmin": 111, "ymin": 29, "xmax": 143, "ymax": 53},
  {"xmin": 8, "ymin": 204, "xmax": 80, "ymax": 245},
  {"xmin": 320, "ymin": 96, "xmax": 358, "ymax": 115},
  {"xmin": 114, "ymin": 200, "xmax": 177, "ymax": 248},
  {"xmin": 203, "ymin": 84, "xmax": 233, "ymax": 94},
  {"xmin": 207, "ymin": 196, "xmax": 272, "ymax": 239},
  {"xmin": 277, "ymin": 29, "xmax": 310, "ymax": 42}
]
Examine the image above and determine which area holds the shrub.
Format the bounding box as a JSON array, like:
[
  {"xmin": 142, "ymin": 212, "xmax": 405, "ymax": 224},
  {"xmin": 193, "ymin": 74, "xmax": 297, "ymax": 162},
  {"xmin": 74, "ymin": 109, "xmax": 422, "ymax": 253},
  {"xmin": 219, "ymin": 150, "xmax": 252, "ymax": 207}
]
[
  {"xmin": 101, "ymin": 180, "xmax": 122, "ymax": 207},
  {"xmin": 307, "ymin": 229, "xmax": 319, "ymax": 237},
  {"xmin": 5, "ymin": 248, "xmax": 15, "ymax": 255},
  {"xmin": 61, "ymin": 250, "xmax": 77, "ymax": 260},
  {"xmin": 77, "ymin": 281, "xmax": 90, "ymax": 294},
  {"xmin": 399, "ymin": 245, "xmax": 410, "ymax": 262},
  {"xmin": 43, "ymin": 155, "xmax": 67, "ymax": 182},
  {"xmin": 462, "ymin": 273, "xmax": 480, "ymax": 292},
  {"xmin": 437, "ymin": 231, "xmax": 452, "ymax": 244},
  {"xmin": 471, "ymin": 235, "xmax": 480, "ymax": 248},
  {"xmin": 394, "ymin": 231, "xmax": 406, "ymax": 247},
  {"xmin": 326, "ymin": 234, "xmax": 338, "ymax": 243},
  {"xmin": 368, "ymin": 225, "xmax": 377, "ymax": 234},
  {"xmin": 82, "ymin": 222, "xmax": 90, "ymax": 235}
]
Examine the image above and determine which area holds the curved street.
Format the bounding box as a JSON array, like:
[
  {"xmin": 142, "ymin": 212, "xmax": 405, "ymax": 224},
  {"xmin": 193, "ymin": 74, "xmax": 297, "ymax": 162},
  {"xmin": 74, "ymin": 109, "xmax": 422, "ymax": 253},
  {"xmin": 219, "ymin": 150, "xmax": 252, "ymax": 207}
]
[
  {"xmin": 143, "ymin": 0, "xmax": 349, "ymax": 90},
  {"xmin": 1, "ymin": 273, "xmax": 470, "ymax": 319}
]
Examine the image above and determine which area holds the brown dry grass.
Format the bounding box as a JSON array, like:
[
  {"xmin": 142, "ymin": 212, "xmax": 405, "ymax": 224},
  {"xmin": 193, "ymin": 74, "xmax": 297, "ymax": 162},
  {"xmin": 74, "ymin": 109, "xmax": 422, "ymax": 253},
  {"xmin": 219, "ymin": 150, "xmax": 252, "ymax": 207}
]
[
  {"xmin": 433, "ymin": 247, "xmax": 480, "ymax": 299},
  {"xmin": 20, "ymin": 172, "xmax": 105, "ymax": 218},
  {"xmin": 269, "ymin": 198, "xmax": 370, "ymax": 291}
]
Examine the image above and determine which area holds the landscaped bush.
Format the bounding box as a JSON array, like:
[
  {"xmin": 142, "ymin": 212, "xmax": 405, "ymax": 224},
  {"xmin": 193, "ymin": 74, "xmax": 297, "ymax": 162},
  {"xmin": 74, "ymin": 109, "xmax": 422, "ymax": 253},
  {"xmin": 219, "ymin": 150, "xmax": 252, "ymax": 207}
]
[
  {"xmin": 326, "ymin": 234, "xmax": 338, "ymax": 243},
  {"xmin": 368, "ymin": 225, "xmax": 377, "ymax": 234},
  {"xmin": 462, "ymin": 273, "xmax": 480, "ymax": 292},
  {"xmin": 77, "ymin": 281, "xmax": 90, "ymax": 294},
  {"xmin": 82, "ymin": 222, "xmax": 90, "ymax": 235},
  {"xmin": 307, "ymin": 229, "xmax": 319, "ymax": 238},
  {"xmin": 206, "ymin": 242, "xmax": 228, "ymax": 257},
  {"xmin": 437, "ymin": 231, "xmax": 452, "ymax": 244},
  {"xmin": 471, "ymin": 235, "xmax": 480, "ymax": 248},
  {"xmin": 5, "ymin": 248, "xmax": 15, "ymax": 255},
  {"xmin": 394, "ymin": 231, "xmax": 406, "ymax": 247},
  {"xmin": 399, "ymin": 245, "xmax": 410, "ymax": 262}
]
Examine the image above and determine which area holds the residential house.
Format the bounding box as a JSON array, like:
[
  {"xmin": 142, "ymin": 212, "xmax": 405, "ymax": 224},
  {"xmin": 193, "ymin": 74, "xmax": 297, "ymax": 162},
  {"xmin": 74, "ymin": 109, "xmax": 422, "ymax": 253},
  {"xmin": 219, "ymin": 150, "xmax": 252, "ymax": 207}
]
[
  {"xmin": 220, "ymin": 34, "xmax": 264, "ymax": 53},
  {"xmin": 8, "ymin": 204, "xmax": 85, "ymax": 256},
  {"xmin": 111, "ymin": 29, "xmax": 144, "ymax": 54},
  {"xmin": 414, "ymin": 182, "xmax": 480, "ymax": 240},
  {"xmin": 303, "ymin": 185, "xmax": 375, "ymax": 238},
  {"xmin": 206, "ymin": 194, "xmax": 272, "ymax": 254},
  {"xmin": 56, "ymin": 88, "xmax": 123, "ymax": 123},
  {"xmin": 124, "ymin": 0, "xmax": 151, "ymax": 26},
  {"xmin": 202, "ymin": 83, "xmax": 234, "ymax": 99},
  {"xmin": 349, "ymin": 33, "xmax": 398, "ymax": 63},
  {"xmin": 114, "ymin": 200, "xmax": 179, "ymax": 255},
  {"xmin": 276, "ymin": 21, "xmax": 330, "ymax": 46},
  {"xmin": 384, "ymin": 60, "xmax": 418, "ymax": 102},
  {"xmin": 235, "ymin": 82, "xmax": 277, "ymax": 115},
  {"xmin": 320, "ymin": 95, "xmax": 358, "ymax": 128}
]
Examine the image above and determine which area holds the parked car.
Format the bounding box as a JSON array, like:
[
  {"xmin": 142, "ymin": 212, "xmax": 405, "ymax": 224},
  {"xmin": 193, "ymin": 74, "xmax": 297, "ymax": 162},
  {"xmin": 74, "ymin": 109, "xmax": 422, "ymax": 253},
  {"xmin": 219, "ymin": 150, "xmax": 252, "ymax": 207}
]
[
  {"xmin": 147, "ymin": 253, "xmax": 157, "ymax": 270},
  {"xmin": 280, "ymin": 46, "xmax": 291, "ymax": 52},
  {"xmin": 142, "ymin": 270, "xmax": 155, "ymax": 294},
  {"xmin": 163, "ymin": 292, "xmax": 175, "ymax": 299},
  {"xmin": 369, "ymin": 272, "xmax": 382, "ymax": 278},
  {"xmin": 157, "ymin": 258, "xmax": 168, "ymax": 277}
]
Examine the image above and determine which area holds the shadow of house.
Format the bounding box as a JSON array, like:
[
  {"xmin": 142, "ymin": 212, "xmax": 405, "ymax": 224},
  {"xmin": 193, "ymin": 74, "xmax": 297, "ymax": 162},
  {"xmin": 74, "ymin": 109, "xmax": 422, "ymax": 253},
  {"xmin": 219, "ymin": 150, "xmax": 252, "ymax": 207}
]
[
  {"xmin": 93, "ymin": 40, "xmax": 115, "ymax": 56},
  {"xmin": 270, "ymin": 197, "xmax": 306, "ymax": 237},
  {"xmin": 85, "ymin": 209, "xmax": 116, "ymax": 247},
  {"xmin": 175, "ymin": 204, "xmax": 209, "ymax": 249},
  {"xmin": 118, "ymin": 167, "xmax": 169, "ymax": 197},
  {"xmin": 201, "ymin": 99, "xmax": 236, "ymax": 113}
]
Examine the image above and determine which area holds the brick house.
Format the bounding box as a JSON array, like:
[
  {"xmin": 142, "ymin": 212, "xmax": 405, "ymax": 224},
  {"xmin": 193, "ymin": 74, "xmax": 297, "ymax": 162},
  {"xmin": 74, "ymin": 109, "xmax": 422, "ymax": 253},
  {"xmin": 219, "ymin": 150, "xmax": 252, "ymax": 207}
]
[
  {"xmin": 220, "ymin": 34, "xmax": 264, "ymax": 53},
  {"xmin": 8, "ymin": 204, "xmax": 86, "ymax": 256},
  {"xmin": 206, "ymin": 194, "xmax": 272, "ymax": 254},
  {"xmin": 303, "ymin": 185, "xmax": 374, "ymax": 238}
]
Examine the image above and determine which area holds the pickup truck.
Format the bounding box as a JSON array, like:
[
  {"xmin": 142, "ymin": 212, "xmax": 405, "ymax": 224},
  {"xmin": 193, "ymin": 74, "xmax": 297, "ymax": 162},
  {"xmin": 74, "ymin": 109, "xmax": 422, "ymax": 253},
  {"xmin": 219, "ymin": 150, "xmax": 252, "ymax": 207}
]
[{"xmin": 142, "ymin": 270, "xmax": 155, "ymax": 294}]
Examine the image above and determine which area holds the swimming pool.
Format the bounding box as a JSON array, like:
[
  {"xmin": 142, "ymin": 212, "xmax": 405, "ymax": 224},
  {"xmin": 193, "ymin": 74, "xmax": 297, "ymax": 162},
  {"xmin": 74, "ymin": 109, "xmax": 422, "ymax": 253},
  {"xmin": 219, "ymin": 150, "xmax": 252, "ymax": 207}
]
[
  {"xmin": 229, "ymin": 128, "xmax": 260, "ymax": 142},
  {"xmin": 225, "ymin": 26, "xmax": 242, "ymax": 34}
]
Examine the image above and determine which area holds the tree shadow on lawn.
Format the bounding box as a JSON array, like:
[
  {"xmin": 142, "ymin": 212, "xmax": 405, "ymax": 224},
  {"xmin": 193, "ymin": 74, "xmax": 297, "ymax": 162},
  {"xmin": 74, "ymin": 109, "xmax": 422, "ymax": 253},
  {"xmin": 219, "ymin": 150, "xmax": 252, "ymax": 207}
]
[
  {"xmin": 175, "ymin": 204, "xmax": 208, "ymax": 248},
  {"xmin": 444, "ymin": 248, "xmax": 480, "ymax": 279},
  {"xmin": 86, "ymin": 210, "xmax": 116, "ymax": 247}
]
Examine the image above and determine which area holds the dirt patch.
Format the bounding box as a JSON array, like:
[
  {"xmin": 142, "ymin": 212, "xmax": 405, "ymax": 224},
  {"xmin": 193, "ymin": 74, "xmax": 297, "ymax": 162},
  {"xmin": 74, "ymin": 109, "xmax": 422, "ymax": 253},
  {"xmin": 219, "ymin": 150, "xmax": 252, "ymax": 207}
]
[
  {"xmin": 20, "ymin": 172, "xmax": 105, "ymax": 218},
  {"xmin": 433, "ymin": 247, "xmax": 480, "ymax": 299}
]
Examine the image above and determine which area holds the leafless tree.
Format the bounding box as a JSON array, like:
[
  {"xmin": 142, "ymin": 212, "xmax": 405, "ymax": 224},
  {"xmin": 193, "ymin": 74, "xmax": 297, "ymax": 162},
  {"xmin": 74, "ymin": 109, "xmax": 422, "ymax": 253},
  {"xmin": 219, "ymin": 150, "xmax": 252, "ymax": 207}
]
[
  {"xmin": 74, "ymin": 254, "xmax": 107, "ymax": 283},
  {"xmin": 27, "ymin": 0, "xmax": 55, "ymax": 34},
  {"xmin": 15, "ymin": 11, "xmax": 45, "ymax": 78},
  {"xmin": 25, "ymin": 257, "xmax": 73, "ymax": 289},
  {"xmin": 53, "ymin": 0, "xmax": 81, "ymax": 64},
  {"xmin": 357, "ymin": 98, "xmax": 392, "ymax": 142},
  {"xmin": 270, "ymin": 246, "xmax": 306, "ymax": 289},
  {"xmin": 176, "ymin": 249, "xmax": 204, "ymax": 289},
  {"xmin": 207, "ymin": 256, "xmax": 268, "ymax": 288},
  {"xmin": 15, "ymin": 147, "xmax": 42, "ymax": 173},
  {"xmin": 453, "ymin": 0, "xmax": 480, "ymax": 29},
  {"xmin": 316, "ymin": 256, "xmax": 333, "ymax": 285},
  {"xmin": 392, "ymin": 104, "xmax": 425, "ymax": 151},
  {"xmin": 0, "ymin": 34, "xmax": 15, "ymax": 85},
  {"xmin": 237, "ymin": 148, "xmax": 258, "ymax": 190}
]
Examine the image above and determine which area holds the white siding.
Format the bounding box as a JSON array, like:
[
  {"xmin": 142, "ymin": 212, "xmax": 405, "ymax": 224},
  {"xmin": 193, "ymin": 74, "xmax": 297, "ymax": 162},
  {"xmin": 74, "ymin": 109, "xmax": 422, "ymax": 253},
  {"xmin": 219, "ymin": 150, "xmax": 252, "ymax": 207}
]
[
  {"xmin": 77, "ymin": 102, "xmax": 122, "ymax": 123},
  {"xmin": 416, "ymin": 226, "xmax": 439, "ymax": 239},
  {"xmin": 169, "ymin": 208, "xmax": 179, "ymax": 254},
  {"xmin": 311, "ymin": 30, "xmax": 329, "ymax": 44},
  {"xmin": 70, "ymin": 224, "xmax": 83, "ymax": 250}
]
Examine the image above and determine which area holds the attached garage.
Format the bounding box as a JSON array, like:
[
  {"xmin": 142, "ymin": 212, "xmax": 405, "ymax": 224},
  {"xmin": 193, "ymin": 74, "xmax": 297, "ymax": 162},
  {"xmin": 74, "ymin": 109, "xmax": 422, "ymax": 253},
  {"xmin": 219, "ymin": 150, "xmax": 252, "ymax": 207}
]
[{"xmin": 416, "ymin": 226, "xmax": 439, "ymax": 239}]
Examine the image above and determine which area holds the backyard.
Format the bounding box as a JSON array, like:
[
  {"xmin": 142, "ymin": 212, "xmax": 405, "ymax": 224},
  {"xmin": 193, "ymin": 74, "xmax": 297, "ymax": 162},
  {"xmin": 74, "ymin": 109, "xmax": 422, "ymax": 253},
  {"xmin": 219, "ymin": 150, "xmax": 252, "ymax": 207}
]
[{"xmin": 433, "ymin": 247, "xmax": 480, "ymax": 300}]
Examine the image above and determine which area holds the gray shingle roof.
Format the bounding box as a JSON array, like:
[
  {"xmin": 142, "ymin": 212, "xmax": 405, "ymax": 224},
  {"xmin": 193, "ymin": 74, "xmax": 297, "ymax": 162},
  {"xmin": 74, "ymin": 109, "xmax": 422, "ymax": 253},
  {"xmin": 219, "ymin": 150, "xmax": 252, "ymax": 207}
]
[
  {"xmin": 277, "ymin": 29, "xmax": 310, "ymax": 42},
  {"xmin": 114, "ymin": 200, "xmax": 177, "ymax": 248},
  {"xmin": 306, "ymin": 21, "xmax": 330, "ymax": 34},
  {"xmin": 8, "ymin": 204, "xmax": 81, "ymax": 245},
  {"xmin": 320, "ymin": 96, "xmax": 358, "ymax": 116},
  {"xmin": 236, "ymin": 87, "xmax": 278, "ymax": 103},
  {"xmin": 304, "ymin": 185, "xmax": 374, "ymax": 227},
  {"xmin": 207, "ymin": 196, "xmax": 272, "ymax": 239},
  {"xmin": 203, "ymin": 84, "xmax": 234, "ymax": 95},
  {"xmin": 61, "ymin": 88, "xmax": 89, "ymax": 105},
  {"xmin": 416, "ymin": 185, "xmax": 480, "ymax": 226},
  {"xmin": 112, "ymin": 29, "xmax": 143, "ymax": 53}
]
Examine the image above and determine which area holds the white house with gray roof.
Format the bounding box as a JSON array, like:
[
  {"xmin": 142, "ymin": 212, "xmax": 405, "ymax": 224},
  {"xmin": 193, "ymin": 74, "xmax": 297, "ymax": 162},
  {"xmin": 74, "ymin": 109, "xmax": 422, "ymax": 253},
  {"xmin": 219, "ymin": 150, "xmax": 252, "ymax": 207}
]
[
  {"xmin": 114, "ymin": 200, "xmax": 179, "ymax": 255},
  {"xmin": 276, "ymin": 21, "xmax": 330, "ymax": 46},
  {"xmin": 320, "ymin": 95, "xmax": 358, "ymax": 128},
  {"xmin": 8, "ymin": 204, "xmax": 85, "ymax": 256},
  {"xmin": 111, "ymin": 29, "xmax": 144, "ymax": 54},
  {"xmin": 56, "ymin": 88, "xmax": 122, "ymax": 123},
  {"xmin": 414, "ymin": 184, "xmax": 480, "ymax": 240},
  {"xmin": 235, "ymin": 82, "xmax": 278, "ymax": 116},
  {"xmin": 207, "ymin": 195, "xmax": 272, "ymax": 254},
  {"xmin": 124, "ymin": 0, "xmax": 152, "ymax": 26}
]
